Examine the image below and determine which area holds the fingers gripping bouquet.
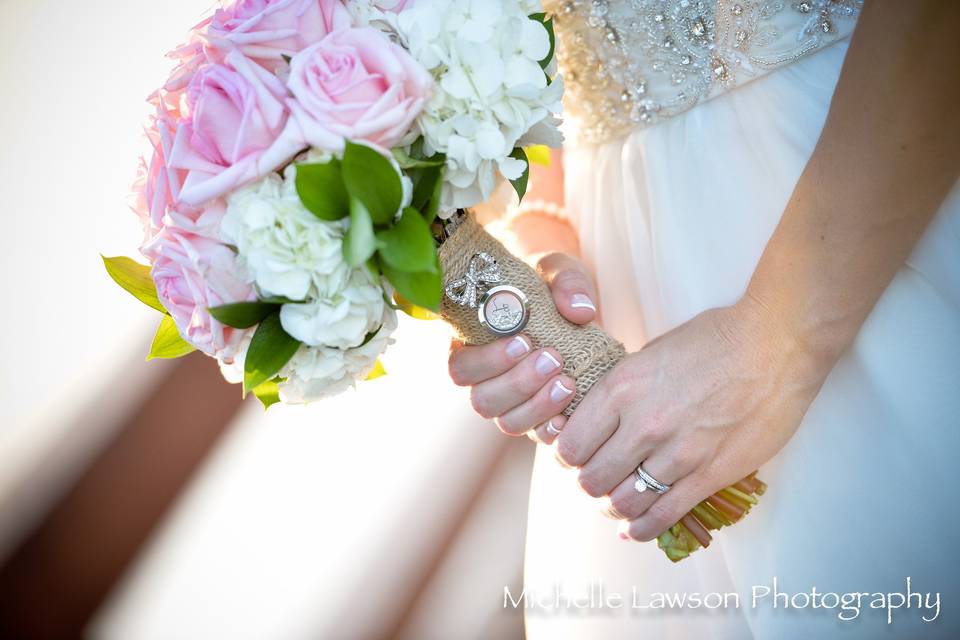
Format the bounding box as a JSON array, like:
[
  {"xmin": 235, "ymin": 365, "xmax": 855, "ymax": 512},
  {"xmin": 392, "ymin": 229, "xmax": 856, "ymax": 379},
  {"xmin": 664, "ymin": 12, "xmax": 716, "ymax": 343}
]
[{"xmin": 106, "ymin": 0, "xmax": 764, "ymax": 561}]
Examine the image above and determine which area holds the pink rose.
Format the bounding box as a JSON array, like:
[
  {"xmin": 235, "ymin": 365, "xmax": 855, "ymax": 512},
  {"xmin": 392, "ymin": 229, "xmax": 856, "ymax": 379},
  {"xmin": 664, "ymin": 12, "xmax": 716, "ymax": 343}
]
[
  {"xmin": 132, "ymin": 112, "xmax": 183, "ymax": 237},
  {"xmin": 285, "ymin": 27, "xmax": 432, "ymax": 152},
  {"xmin": 133, "ymin": 112, "xmax": 226, "ymax": 244},
  {"xmin": 169, "ymin": 50, "xmax": 302, "ymax": 206},
  {"xmin": 144, "ymin": 226, "xmax": 256, "ymax": 361},
  {"xmin": 207, "ymin": 0, "xmax": 352, "ymax": 71},
  {"xmin": 162, "ymin": 39, "xmax": 211, "ymax": 95}
]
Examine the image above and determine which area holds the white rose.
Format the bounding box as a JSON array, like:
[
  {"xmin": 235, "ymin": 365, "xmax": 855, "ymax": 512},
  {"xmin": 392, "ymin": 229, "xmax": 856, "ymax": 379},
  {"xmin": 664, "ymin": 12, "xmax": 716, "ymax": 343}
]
[
  {"xmin": 279, "ymin": 268, "xmax": 386, "ymax": 349},
  {"xmin": 220, "ymin": 172, "xmax": 346, "ymax": 301}
]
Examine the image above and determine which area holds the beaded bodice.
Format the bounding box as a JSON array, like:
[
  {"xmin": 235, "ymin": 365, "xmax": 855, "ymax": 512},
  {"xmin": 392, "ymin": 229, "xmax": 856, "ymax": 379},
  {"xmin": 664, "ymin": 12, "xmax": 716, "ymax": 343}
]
[{"xmin": 545, "ymin": 0, "xmax": 861, "ymax": 143}]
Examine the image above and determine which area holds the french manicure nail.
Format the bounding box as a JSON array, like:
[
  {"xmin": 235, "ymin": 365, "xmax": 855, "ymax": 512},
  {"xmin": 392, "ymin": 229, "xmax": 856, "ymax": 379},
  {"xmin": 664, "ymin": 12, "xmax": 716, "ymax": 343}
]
[
  {"xmin": 550, "ymin": 380, "xmax": 574, "ymax": 403},
  {"xmin": 570, "ymin": 293, "xmax": 596, "ymax": 312},
  {"xmin": 535, "ymin": 351, "xmax": 562, "ymax": 376},
  {"xmin": 546, "ymin": 419, "xmax": 562, "ymax": 437},
  {"xmin": 506, "ymin": 336, "xmax": 530, "ymax": 359}
]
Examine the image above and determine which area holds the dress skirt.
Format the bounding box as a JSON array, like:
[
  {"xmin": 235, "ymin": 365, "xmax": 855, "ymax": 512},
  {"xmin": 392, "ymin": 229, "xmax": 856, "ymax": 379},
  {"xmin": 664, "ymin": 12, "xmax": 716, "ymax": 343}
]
[{"xmin": 523, "ymin": 38, "xmax": 960, "ymax": 639}]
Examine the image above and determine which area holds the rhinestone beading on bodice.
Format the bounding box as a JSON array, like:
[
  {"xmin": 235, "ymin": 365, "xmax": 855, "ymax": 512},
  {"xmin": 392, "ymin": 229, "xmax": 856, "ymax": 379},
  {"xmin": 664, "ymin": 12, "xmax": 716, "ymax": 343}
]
[{"xmin": 545, "ymin": 0, "xmax": 861, "ymax": 144}]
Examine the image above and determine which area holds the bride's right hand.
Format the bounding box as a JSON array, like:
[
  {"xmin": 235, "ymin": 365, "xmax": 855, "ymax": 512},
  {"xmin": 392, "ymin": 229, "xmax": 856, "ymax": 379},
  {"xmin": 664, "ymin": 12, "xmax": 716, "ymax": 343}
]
[{"xmin": 447, "ymin": 252, "xmax": 598, "ymax": 440}]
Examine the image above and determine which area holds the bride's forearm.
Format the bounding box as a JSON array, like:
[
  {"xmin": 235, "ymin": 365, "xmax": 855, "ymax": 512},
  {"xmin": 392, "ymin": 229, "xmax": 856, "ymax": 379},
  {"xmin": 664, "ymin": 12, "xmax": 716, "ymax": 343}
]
[{"xmin": 743, "ymin": 0, "xmax": 960, "ymax": 376}]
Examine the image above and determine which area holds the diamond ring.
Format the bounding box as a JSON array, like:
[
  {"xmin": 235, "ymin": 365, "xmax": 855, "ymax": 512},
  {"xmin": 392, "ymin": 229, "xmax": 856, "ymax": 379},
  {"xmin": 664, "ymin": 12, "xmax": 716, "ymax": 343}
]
[{"xmin": 634, "ymin": 465, "xmax": 671, "ymax": 495}]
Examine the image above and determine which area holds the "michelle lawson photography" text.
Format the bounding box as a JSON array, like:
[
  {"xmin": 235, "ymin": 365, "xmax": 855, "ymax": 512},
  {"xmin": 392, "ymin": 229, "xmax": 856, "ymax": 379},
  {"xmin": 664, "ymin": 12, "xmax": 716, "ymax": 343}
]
[{"xmin": 504, "ymin": 577, "xmax": 940, "ymax": 624}]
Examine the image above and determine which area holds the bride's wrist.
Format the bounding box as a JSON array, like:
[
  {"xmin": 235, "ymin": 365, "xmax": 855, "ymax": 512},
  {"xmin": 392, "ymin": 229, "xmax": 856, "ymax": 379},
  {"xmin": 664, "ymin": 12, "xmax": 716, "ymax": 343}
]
[{"xmin": 729, "ymin": 291, "xmax": 836, "ymax": 389}]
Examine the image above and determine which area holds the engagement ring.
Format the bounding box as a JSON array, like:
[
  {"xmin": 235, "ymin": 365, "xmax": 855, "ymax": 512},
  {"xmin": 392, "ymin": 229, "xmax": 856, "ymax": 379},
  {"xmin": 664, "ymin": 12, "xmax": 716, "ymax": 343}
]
[{"xmin": 634, "ymin": 465, "xmax": 671, "ymax": 495}]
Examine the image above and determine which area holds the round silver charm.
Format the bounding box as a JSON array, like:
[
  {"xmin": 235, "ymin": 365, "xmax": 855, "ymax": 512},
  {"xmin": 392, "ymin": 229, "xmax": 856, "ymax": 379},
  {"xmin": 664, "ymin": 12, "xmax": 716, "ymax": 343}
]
[{"xmin": 478, "ymin": 285, "xmax": 530, "ymax": 337}]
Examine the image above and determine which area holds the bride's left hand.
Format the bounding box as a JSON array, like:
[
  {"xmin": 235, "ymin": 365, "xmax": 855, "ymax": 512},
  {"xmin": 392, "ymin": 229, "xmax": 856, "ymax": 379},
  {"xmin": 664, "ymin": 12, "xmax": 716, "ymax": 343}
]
[{"xmin": 555, "ymin": 295, "xmax": 831, "ymax": 542}]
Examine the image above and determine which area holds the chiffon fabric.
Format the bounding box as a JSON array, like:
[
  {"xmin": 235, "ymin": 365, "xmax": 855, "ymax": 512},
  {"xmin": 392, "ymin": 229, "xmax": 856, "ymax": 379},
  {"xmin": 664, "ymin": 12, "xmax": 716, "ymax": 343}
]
[{"xmin": 524, "ymin": 38, "xmax": 960, "ymax": 639}]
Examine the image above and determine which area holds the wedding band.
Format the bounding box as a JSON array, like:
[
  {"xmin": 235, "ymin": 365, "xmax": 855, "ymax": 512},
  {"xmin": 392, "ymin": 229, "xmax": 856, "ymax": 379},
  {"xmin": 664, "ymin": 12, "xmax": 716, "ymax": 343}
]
[{"xmin": 634, "ymin": 465, "xmax": 671, "ymax": 495}]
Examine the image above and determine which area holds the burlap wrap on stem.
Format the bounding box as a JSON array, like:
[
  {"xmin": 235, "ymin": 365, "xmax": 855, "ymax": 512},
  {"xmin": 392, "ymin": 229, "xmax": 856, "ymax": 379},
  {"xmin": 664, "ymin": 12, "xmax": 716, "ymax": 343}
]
[{"xmin": 438, "ymin": 214, "xmax": 626, "ymax": 415}]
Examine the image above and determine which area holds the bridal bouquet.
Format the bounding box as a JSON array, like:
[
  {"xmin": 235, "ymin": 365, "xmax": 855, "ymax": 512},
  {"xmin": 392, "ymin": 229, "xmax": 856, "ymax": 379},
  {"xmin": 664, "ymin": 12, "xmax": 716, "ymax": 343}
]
[
  {"xmin": 106, "ymin": 0, "xmax": 561, "ymax": 402},
  {"xmin": 105, "ymin": 0, "xmax": 764, "ymax": 561}
]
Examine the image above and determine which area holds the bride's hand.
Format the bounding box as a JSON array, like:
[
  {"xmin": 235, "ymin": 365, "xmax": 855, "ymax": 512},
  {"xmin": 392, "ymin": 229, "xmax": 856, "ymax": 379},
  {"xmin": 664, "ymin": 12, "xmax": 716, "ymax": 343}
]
[
  {"xmin": 447, "ymin": 252, "xmax": 597, "ymax": 437},
  {"xmin": 557, "ymin": 296, "xmax": 832, "ymax": 542}
]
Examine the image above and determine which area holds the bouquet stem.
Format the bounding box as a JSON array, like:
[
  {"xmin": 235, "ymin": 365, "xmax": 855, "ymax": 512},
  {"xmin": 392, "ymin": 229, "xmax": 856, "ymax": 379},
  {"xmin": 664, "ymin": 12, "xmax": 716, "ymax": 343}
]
[{"xmin": 437, "ymin": 213, "xmax": 766, "ymax": 561}]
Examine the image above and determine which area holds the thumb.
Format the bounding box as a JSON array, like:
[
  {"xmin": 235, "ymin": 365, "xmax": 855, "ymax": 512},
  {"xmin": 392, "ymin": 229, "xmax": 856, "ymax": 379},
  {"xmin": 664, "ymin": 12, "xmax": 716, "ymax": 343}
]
[{"xmin": 536, "ymin": 252, "xmax": 598, "ymax": 325}]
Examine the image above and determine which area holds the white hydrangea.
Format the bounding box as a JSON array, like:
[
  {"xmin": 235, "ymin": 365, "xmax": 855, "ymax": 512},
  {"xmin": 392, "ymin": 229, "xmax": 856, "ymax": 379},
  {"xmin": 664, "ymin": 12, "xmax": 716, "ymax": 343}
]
[
  {"xmin": 396, "ymin": 0, "xmax": 563, "ymax": 215},
  {"xmin": 279, "ymin": 306, "xmax": 398, "ymax": 403}
]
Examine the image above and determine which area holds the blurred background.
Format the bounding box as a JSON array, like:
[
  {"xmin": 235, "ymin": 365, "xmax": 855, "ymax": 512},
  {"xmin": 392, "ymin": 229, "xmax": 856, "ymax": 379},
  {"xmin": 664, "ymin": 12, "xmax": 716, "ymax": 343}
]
[{"xmin": 0, "ymin": 1, "xmax": 536, "ymax": 638}]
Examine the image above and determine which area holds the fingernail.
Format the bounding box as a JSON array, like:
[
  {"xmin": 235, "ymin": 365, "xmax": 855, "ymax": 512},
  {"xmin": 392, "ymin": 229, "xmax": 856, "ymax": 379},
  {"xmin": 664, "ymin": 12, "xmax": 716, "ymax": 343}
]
[
  {"xmin": 618, "ymin": 522, "xmax": 631, "ymax": 540},
  {"xmin": 535, "ymin": 351, "xmax": 562, "ymax": 376},
  {"xmin": 545, "ymin": 419, "xmax": 562, "ymax": 437},
  {"xmin": 550, "ymin": 380, "xmax": 574, "ymax": 403},
  {"xmin": 619, "ymin": 531, "xmax": 630, "ymax": 541},
  {"xmin": 506, "ymin": 336, "xmax": 530, "ymax": 359},
  {"xmin": 570, "ymin": 293, "xmax": 596, "ymax": 312}
]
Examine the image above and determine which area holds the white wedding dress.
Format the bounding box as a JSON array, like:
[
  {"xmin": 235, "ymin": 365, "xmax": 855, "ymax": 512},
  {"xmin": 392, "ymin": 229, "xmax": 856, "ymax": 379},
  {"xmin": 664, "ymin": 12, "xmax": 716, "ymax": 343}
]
[{"xmin": 525, "ymin": 1, "xmax": 960, "ymax": 638}]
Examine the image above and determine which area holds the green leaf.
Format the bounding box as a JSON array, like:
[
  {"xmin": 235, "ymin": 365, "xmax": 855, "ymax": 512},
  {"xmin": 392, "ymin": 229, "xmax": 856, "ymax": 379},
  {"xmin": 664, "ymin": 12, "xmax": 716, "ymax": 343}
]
[
  {"xmin": 243, "ymin": 312, "xmax": 301, "ymax": 395},
  {"xmin": 376, "ymin": 207, "xmax": 438, "ymax": 273},
  {"xmin": 410, "ymin": 161, "xmax": 445, "ymax": 225},
  {"xmin": 102, "ymin": 255, "xmax": 166, "ymax": 313},
  {"xmin": 392, "ymin": 147, "xmax": 445, "ymax": 169},
  {"xmin": 259, "ymin": 296, "xmax": 306, "ymax": 304},
  {"xmin": 529, "ymin": 13, "xmax": 556, "ymax": 70},
  {"xmin": 341, "ymin": 141, "xmax": 402, "ymax": 225},
  {"xmin": 424, "ymin": 163, "xmax": 445, "ymax": 225},
  {"xmin": 295, "ymin": 160, "xmax": 350, "ymax": 220},
  {"xmin": 365, "ymin": 359, "xmax": 387, "ymax": 381},
  {"xmin": 359, "ymin": 326, "xmax": 383, "ymax": 347},
  {"xmin": 508, "ymin": 148, "xmax": 530, "ymax": 204},
  {"xmin": 408, "ymin": 137, "xmax": 428, "ymax": 160},
  {"xmin": 382, "ymin": 255, "xmax": 442, "ymax": 311},
  {"xmin": 209, "ymin": 301, "xmax": 280, "ymax": 329},
  {"xmin": 251, "ymin": 377, "xmax": 283, "ymax": 409},
  {"xmin": 365, "ymin": 257, "xmax": 381, "ymax": 280},
  {"xmin": 411, "ymin": 165, "xmax": 441, "ymax": 212},
  {"xmin": 147, "ymin": 315, "xmax": 196, "ymax": 360},
  {"xmin": 394, "ymin": 291, "xmax": 439, "ymax": 320},
  {"xmin": 343, "ymin": 196, "xmax": 377, "ymax": 267}
]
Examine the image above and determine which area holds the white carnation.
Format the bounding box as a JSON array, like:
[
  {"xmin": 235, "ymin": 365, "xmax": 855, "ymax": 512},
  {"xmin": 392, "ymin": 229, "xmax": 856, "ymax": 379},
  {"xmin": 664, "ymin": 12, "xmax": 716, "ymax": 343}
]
[
  {"xmin": 397, "ymin": 0, "xmax": 563, "ymax": 215},
  {"xmin": 280, "ymin": 268, "xmax": 385, "ymax": 349},
  {"xmin": 219, "ymin": 163, "xmax": 400, "ymax": 402},
  {"xmin": 279, "ymin": 306, "xmax": 398, "ymax": 403},
  {"xmin": 220, "ymin": 171, "xmax": 347, "ymax": 301},
  {"xmin": 214, "ymin": 303, "xmax": 397, "ymax": 404}
]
